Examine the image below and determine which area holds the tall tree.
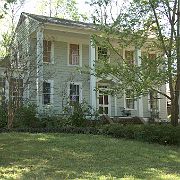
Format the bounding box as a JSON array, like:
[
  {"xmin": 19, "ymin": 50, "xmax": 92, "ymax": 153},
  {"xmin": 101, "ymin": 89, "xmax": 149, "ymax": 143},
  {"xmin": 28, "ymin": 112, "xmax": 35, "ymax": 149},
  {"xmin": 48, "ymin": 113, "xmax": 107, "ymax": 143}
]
[
  {"xmin": 0, "ymin": 0, "xmax": 27, "ymax": 128},
  {"xmin": 90, "ymin": 0, "xmax": 180, "ymax": 126},
  {"xmin": 36, "ymin": 0, "xmax": 87, "ymax": 21}
]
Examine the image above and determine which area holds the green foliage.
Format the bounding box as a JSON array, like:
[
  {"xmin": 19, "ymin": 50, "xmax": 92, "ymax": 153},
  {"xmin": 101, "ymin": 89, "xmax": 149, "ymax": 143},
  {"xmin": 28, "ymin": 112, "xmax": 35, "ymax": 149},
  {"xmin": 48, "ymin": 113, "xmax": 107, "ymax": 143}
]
[
  {"xmin": 102, "ymin": 124, "xmax": 180, "ymax": 145},
  {"xmin": 13, "ymin": 104, "xmax": 39, "ymax": 128},
  {"xmin": 0, "ymin": 106, "xmax": 7, "ymax": 128},
  {"xmin": 39, "ymin": 116, "xmax": 71, "ymax": 128},
  {"xmin": 36, "ymin": 0, "xmax": 87, "ymax": 21},
  {"xmin": 67, "ymin": 101, "xmax": 97, "ymax": 127}
]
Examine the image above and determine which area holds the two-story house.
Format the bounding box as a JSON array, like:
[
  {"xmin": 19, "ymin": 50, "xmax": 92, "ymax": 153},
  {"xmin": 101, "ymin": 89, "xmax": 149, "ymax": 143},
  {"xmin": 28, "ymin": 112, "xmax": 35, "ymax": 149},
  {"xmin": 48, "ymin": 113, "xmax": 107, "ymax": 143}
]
[{"xmin": 0, "ymin": 12, "xmax": 168, "ymax": 119}]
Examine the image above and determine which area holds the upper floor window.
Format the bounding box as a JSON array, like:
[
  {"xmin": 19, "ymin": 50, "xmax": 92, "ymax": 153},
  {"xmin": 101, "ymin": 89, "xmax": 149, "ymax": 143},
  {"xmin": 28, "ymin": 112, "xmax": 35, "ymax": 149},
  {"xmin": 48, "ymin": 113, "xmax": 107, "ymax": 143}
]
[
  {"xmin": 69, "ymin": 44, "xmax": 79, "ymax": 65},
  {"xmin": 125, "ymin": 89, "xmax": 135, "ymax": 109},
  {"xmin": 148, "ymin": 53, "xmax": 156, "ymax": 60},
  {"xmin": 125, "ymin": 50, "xmax": 134, "ymax": 64},
  {"xmin": 98, "ymin": 47, "xmax": 108, "ymax": 60},
  {"xmin": 43, "ymin": 40, "xmax": 51, "ymax": 63}
]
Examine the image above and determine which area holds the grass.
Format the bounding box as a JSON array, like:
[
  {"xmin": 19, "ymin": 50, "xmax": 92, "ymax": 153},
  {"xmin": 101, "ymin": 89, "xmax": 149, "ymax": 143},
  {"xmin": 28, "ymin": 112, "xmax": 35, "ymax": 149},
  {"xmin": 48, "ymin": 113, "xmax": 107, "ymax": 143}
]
[{"xmin": 0, "ymin": 133, "xmax": 179, "ymax": 180}]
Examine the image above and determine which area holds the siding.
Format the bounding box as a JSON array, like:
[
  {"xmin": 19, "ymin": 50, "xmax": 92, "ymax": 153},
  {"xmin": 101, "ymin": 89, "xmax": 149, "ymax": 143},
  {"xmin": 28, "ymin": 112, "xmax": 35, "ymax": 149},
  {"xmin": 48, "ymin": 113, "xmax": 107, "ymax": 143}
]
[{"xmin": 43, "ymin": 41, "xmax": 90, "ymax": 113}]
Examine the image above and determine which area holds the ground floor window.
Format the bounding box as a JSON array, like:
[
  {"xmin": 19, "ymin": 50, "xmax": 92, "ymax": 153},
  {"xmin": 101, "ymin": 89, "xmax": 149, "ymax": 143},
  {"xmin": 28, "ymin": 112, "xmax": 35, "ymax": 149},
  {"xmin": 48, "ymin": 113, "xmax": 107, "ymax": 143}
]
[
  {"xmin": 10, "ymin": 78, "xmax": 23, "ymax": 108},
  {"xmin": 98, "ymin": 85, "xmax": 110, "ymax": 115},
  {"xmin": 0, "ymin": 77, "xmax": 5, "ymax": 107},
  {"xmin": 70, "ymin": 83, "xmax": 80, "ymax": 104},
  {"xmin": 125, "ymin": 89, "xmax": 135, "ymax": 109},
  {"xmin": 149, "ymin": 91, "xmax": 159, "ymax": 118},
  {"xmin": 43, "ymin": 81, "xmax": 53, "ymax": 105}
]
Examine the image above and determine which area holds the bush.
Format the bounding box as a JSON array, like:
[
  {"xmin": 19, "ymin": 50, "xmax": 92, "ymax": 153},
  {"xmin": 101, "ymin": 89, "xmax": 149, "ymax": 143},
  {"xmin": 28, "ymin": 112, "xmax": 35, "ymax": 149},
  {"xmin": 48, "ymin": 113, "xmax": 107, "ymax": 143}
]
[
  {"xmin": 39, "ymin": 116, "xmax": 71, "ymax": 128},
  {"xmin": 0, "ymin": 106, "xmax": 7, "ymax": 128},
  {"xmin": 14, "ymin": 104, "xmax": 39, "ymax": 128},
  {"xmin": 102, "ymin": 124, "xmax": 180, "ymax": 145},
  {"xmin": 65, "ymin": 101, "xmax": 99, "ymax": 127}
]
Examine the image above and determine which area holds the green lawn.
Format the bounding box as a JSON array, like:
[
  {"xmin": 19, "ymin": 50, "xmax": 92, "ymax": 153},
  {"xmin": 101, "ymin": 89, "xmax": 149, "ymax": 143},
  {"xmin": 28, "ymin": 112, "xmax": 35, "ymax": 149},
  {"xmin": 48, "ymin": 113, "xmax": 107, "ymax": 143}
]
[{"xmin": 0, "ymin": 133, "xmax": 179, "ymax": 180}]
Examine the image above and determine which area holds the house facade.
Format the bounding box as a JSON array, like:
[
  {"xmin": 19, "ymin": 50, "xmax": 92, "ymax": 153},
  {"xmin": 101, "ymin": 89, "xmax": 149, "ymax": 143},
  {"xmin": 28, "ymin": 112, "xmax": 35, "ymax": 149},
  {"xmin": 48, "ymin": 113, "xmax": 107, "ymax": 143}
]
[{"xmin": 0, "ymin": 12, "xmax": 168, "ymax": 119}]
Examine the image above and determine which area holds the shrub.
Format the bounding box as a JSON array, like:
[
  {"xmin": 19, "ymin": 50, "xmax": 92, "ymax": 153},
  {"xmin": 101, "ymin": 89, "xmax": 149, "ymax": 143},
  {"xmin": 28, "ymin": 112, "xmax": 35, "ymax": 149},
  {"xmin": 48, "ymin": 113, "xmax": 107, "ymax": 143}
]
[
  {"xmin": 39, "ymin": 116, "xmax": 71, "ymax": 128},
  {"xmin": 102, "ymin": 124, "xmax": 180, "ymax": 145},
  {"xmin": 14, "ymin": 104, "xmax": 39, "ymax": 128},
  {"xmin": 65, "ymin": 101, "xmax": 99, "ymax": 127},
  {"xmin": 0, "ymin": 106, "xmax": 7, "ymax": 128}
]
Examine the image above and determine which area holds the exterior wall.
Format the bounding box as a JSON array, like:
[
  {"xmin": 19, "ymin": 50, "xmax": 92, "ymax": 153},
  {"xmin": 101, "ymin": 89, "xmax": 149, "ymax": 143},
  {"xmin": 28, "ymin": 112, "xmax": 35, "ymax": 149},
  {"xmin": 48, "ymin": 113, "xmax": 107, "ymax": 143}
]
[{"xmin": 41, "ymin": 31, "xmax": 91, "ymax": 114}]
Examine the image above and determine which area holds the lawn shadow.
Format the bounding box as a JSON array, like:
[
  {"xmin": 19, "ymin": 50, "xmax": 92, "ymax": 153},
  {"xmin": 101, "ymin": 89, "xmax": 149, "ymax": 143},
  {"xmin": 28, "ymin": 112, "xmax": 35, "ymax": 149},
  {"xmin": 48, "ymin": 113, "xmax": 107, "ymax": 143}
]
[{"xmin": 0, "ymin": 133, "xmax": 179, "ymax": 179}]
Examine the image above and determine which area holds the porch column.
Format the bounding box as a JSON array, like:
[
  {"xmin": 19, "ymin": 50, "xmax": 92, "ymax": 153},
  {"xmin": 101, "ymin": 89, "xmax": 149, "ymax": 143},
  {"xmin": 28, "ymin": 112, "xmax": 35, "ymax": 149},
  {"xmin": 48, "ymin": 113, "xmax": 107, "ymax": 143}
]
[
  {"xmin": 135, "ymin": 47, "xmax": 144, "ymax": 117},
  {"xmin": 36, "ymin": 27, "xmax": 44, "ymax": 114},
  {"xmin": 115, "ymin": 95, "xmax": 117, "ymax": 116},
  {"xmin": 89, "ymin": 39, "xmax": 97, "ymax": 113}
]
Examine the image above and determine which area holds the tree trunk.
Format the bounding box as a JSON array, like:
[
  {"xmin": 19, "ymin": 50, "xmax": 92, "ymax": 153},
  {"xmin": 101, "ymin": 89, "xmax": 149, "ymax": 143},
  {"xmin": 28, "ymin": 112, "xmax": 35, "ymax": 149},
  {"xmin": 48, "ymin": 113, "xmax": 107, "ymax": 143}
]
[{"xmin": 7, "ymin": 102, "xmax": 14, "ymax": 129}]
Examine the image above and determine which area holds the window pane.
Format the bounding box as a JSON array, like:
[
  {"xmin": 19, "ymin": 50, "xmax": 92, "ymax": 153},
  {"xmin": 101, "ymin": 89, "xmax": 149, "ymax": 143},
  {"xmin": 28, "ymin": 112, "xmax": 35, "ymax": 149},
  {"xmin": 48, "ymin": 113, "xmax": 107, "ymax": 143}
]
[
  {"xmin": 43, "ymin": 40, "xmax": 51, "ymax": 62},
  {"xmin": 44, "ymin": 94, "xmax": 50, "ymax": 104},
  {"xmin": 70, "ymin": 84, "xmax": 80, "ymax": 102},
  {"xmin": 125, "ymin": 50, "xmax": 134, "ymax": 64},
  {"xmin": 148, "ymin": 54, "xmax": 156, "ymax": 60},
  {"xmin": 43, "ymin": 82, "xmax": 51, "ymax": 93},
  {"xmin": 69, "ymin": 44, "xmax": 79, "ymax": 65},
  {"xmin": 99, "ymin": 95, "xmax": 103, "ymax": 104},
  {"xmin": 126, "ymin": 99, "xmax": 134, "ymax": 109},
  {"xmin": 104, "ymin": 95, "xmax": 108, "ymax": 105},
  {"xmin": 104, "ymin": 107, "xmax": 108, "ymax": 114},
  {"xmin": 99, "ymin": 107, "xmax": 103, "ymax": 114},
  {"xmin": 98, "ymin": 47, "xmax": 108, "ymax": 61}
]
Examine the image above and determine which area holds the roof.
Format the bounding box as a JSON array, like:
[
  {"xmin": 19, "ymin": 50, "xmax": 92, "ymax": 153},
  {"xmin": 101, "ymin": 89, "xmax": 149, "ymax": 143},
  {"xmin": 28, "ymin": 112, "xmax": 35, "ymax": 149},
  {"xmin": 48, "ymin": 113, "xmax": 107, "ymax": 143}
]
[{"xmin": 22, "ymin": 12, "xmax": 95, "ymax": 29}]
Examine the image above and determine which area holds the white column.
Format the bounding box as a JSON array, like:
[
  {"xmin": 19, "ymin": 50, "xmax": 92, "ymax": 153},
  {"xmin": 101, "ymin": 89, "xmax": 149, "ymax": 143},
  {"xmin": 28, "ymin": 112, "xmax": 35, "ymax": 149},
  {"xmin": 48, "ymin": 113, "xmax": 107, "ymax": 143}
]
[
  {"xmin": 36, "ymin": 27, "xmax": 44, "ymax": 114},
  {"xmin": 115, "ymin": 95, "xmax": 117, "ymax": 116},
  {"xmin": 89, "ymin": 39, "xmax": 97, "ymax": 114},
  {"xmin": 135, "ymin": 47, "xmax": 144, "ymax": 117}
]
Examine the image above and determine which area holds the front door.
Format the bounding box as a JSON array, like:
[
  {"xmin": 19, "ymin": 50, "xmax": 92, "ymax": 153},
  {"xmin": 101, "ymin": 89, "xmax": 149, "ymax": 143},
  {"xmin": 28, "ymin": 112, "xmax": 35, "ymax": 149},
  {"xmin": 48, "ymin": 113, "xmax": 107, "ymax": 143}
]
[{"xmin": 98, "ymin": 85, "xmax": 110, "ymax": 115}]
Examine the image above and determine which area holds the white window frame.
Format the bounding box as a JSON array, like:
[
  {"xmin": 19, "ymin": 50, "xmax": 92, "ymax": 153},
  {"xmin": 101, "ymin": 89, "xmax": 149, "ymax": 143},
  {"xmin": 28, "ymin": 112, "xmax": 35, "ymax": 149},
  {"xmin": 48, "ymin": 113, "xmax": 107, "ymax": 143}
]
[
  {"xmin": 96, "ymin": 46, "xmax": 110, "ymax": 63},
  {"xmin": 67, "ymin": 82, "xmax": 82, "ymax": 103},
  {"xmin": 148, "ymin": 91, "xmax": 160, "ymax": 112},
  {"xmin": 97, "ymin": 84, "xmax": 111, "ymax": 116},
  {"xmin": 10, "ymin": 78, "xmax": 24, "ymax": 106},
  {"xmin": 43, "ymin": 40, "xmax": 54, "ymax": 64},
  {"xmin": 67, "ymin": 43, "xmax": 82, "ymax": 67},
  {"xmin": 123, "ymin": 49, "xmax": 135, "ymax": 64},
  {"xmin": 42, "ymin": 80, "xmax": 54, "ymax": 105},
  {"xmin": 124, "ymin": 90, "xmax": 137, "ymax": 110}
]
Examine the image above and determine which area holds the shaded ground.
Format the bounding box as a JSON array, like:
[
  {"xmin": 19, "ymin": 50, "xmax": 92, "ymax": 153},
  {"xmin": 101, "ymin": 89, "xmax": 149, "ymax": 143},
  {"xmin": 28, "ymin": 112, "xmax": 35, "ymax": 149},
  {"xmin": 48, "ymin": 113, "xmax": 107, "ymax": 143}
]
[{"xmin": 0, "ymin": 133, "xmax": 179, "ymax": 179}]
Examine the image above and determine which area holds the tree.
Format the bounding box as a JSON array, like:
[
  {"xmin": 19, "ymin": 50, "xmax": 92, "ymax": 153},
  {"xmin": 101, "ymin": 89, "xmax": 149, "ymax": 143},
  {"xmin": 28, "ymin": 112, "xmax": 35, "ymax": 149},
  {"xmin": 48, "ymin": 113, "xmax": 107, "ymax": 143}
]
[
  {"xmin": 36, "ymin": 0, "xmax": 87, "ymax": 21},
  {"xmin": 0, "ymin": 0, "xmax": 28, "ymax": 128},
  {"xmin": 90, "ymin": 0, "xmax": 180, "ymax": 126}
]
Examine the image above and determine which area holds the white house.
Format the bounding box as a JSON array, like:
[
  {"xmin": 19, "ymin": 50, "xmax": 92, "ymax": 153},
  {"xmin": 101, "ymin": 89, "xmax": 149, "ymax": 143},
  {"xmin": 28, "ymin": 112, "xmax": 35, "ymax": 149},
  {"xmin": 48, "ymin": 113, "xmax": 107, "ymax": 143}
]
[{"xmin": 0, "ymin": 12, "xmax": 168, "ymax": 120}]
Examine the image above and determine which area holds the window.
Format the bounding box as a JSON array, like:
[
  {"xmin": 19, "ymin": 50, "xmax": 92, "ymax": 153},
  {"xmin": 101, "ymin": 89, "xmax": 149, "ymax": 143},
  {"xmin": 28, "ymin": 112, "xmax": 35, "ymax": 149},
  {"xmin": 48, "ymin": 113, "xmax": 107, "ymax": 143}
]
[
  {"xmin": 149, "ymin": 91, "xmax": 159, "ymax": 117},
  {"xmin": 43, "ymin": 81, "xmax": 53, "ymax": 105},
  {"xmin": 0, "ymin": 77, "xmax": 5, "ymax": 106},
  {"xmin": 125, "ymin": 89, "xmax": 135, "ymax": 109},
  {"xmin": 125, "ymin": 50, "xmax": 134, "ymax": 64},
  {"xmin": 43, "ymin": 40, "xmax": 51, "ymax": 63},
  {"xmin": 10, "ymin": 78, "xmax": 23, "ymax": 108},
  {"xmin": 69, "ymin": 83, "xmax": 80, "ymax": 103},
  {"xmin": 148, "ymin": 53, "xmax": 156, "ymax": 60},
  {"xmin": 69, "ymin": 44, "xmax": 79, "ymax": 65},
  {"xmin": 98, "ymin": 85, "xmax": 109, "ymax": 115},
  {"xmin": 98, "ymin": 47, "xmax": 108, "ymax": 60}
]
